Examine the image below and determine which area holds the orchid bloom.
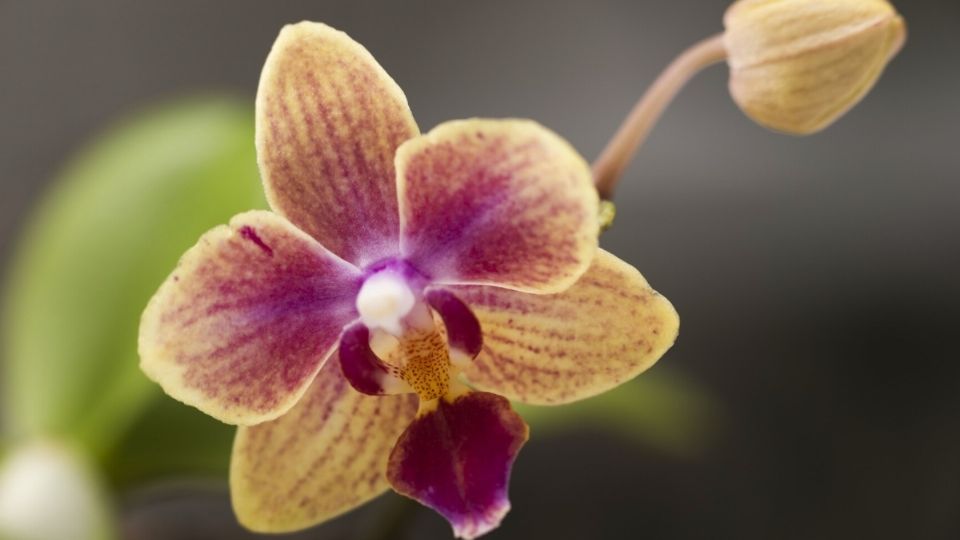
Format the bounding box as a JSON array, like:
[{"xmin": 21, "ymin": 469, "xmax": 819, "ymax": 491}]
[{"xmin": 138, "ymin": 22, "xmax": 679, "ymax": 539}]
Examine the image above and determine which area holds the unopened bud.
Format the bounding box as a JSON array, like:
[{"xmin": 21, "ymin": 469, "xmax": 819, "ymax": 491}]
[
  {"xmin": 724, "ymin": 0, "xmax": 906, "ymax": 135},
  {"xmin": 0, "ymin": 442, "xmax": 113, "ymax": 540}
]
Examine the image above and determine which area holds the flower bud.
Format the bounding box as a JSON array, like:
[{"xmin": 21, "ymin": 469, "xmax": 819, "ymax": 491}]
[
  {"xmin": 0, "ymin": 443, "xmax": 113, "ymax": 540},
  {"xmin": 724, "ymin": 0, "xmax": 906, "ymax": 135}
]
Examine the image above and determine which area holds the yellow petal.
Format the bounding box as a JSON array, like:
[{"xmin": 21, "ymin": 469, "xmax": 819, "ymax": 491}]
[
  {"xmin": 231, "ymin": 359, "xmax": 419, "ymax": 532},
  {"xmin": 138, "ymin": 211, "xmax": 361, "ymax": 425},
  {"xmin": 450, "ymin": 249, "xmax": 679, "ymax": 405},
  {"xmin": 257, "ymin": 21, "xmax": 419, "ymax": 266},
  {"xmin": 724, "ymin": 0, "xmax": 906, "ymax": 134},
  {"xmin": 396, "ymin": 119, "xmax": 599, "ymax": 295}
]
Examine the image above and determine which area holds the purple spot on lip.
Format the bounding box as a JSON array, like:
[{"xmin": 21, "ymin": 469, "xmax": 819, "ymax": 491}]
[{"xmin": 239, "ymin": 225, "xmax": 274, "ymax": 256}]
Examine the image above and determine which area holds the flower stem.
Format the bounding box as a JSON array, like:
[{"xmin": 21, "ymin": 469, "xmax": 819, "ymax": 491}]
[{"xmin": 592, "ymin": 33, "xmax": 728, "ymax": 200}]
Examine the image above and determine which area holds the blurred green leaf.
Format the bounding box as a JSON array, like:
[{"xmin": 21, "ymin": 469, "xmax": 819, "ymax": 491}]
[
  {"xmin": 1, "ymin": 97, "xmax": 265, "ymax": 468},
  {"xmin": 516, "ymin": 368, "xmax": 719, "ymax": 457},
  {"xmin": 103, "ymin": 394, "xmax": 236, "ymax": 488}
]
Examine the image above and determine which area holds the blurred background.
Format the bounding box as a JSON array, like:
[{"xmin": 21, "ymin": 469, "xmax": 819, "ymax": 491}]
[{"xmin": 1, "ymin": 0, "xmax": 958, "ymax": 539}]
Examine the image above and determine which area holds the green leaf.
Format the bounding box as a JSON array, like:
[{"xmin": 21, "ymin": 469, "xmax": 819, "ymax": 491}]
[
  {"xmin": 1, "ymin": 97, "xmax": 265, "ymax": 466},
  {"xmin": 515, "ymin": 368, "xmax": 718, "ymax": 457},
  {"xmin": 102, "ymin": 394, "xmax": 236, "ymax": 488}
]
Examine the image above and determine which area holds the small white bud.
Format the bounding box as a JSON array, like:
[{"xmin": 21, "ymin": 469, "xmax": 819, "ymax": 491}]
[{"xmin": 0, "ymin": 442, "xmax": 113, "ymax": 540}]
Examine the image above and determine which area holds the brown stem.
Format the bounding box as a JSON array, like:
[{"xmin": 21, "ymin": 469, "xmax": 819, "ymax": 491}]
[{"xmin": 592, "ymin": 33, "xmax": 728, "ymax": 200}]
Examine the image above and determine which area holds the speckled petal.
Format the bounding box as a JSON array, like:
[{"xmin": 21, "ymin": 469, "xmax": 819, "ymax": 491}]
[
  {"xmin": 231, "ymin": 359, "xmax": 419, "ymax": 532},
  {"xmin": 387, "ymin": 392, "xmax": 528, "ymax": 539},
  {"xmin": 257, "ymin": 21, "xmax": 419, "ymax": 266},
  {"xmin": 397, "ymin": 119, "xmax": 599, "ymax": 294},
  {"xmin": 138, "ymin": 210, "xmax": 361, "ymax": 425},
  {"xmin": 450, "ymin": 249, "xmax": 679, "ymax": 405}
]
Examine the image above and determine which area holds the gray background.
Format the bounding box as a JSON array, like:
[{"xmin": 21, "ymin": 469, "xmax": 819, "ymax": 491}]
[{"xmin": 2, "ymin": 1, "xmax": 959, "ymax": 539}]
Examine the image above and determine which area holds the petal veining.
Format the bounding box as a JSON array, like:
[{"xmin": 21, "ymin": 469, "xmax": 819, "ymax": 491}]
[
  {"xmin": 397, "ymin": 119, "xmax": 599, "ymax": 294},
  {"xmin": 387, "ymin": 392, "xmax": 528, "ymax": 539},
  {"xmin": 138, "ymin": 210, "xmax": 361, "ymax": 425},
  {"xmin": 231, "ymin": 359, "xmax": 419, "ymax": 532},
  {"xmin": 257, "ymin": 21, "xmax": 419, "ymax": 266},
  {"xmin": 450, "ymin": 249, "xmax": 679, "ymax": 405}
]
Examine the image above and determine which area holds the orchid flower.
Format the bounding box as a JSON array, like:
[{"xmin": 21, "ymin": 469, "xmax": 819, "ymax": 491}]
[{"xmin": 138, "ymin": 22, "xmax": 679, "ymax": 539}]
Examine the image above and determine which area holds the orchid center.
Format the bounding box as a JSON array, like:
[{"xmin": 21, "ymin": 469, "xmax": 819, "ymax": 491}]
[
  {"xmin": 355, "ymin": 271, "xmax": 416, "ymax": 335},
  {"xmin": 354, "ymin": 265, "xmax": 458, "ymax": 402}
]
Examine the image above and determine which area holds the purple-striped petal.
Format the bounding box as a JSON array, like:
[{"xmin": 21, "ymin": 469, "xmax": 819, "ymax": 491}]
[
  {"xmin": 138, "ymin": 211, "xmax": 361, "ymax": 425},
  {"xmin": 396, "ymin": 119, "xmax": 599, "ymax": 294},
  {"xmin": 231, "ymin": 359, "xmax": 419, "ymax": 532},
  {"xmin": 257, "ymin": 22, "xmax": 419, "ymax": 266},
  {"xmin": 449, "ymin": 249, "xmax": 679, "ymax": 405},
  {"xmin": 387, "ymin": 392, "xmax": 529, "ymax": 539},
  {"xmin": 339, "ymin": 322, "xmax": 410, "ymax": 395},
  {"xmin": 426, "ymin": 288, "xmax": 483, "ymax": 363}
]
